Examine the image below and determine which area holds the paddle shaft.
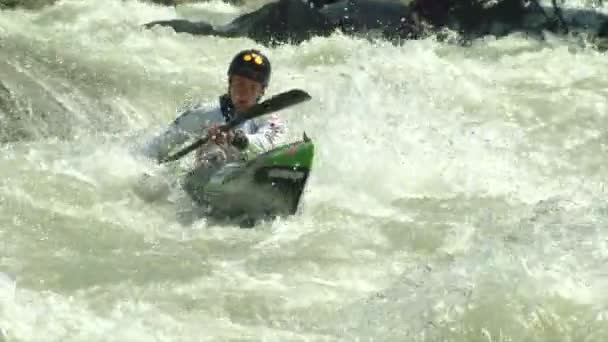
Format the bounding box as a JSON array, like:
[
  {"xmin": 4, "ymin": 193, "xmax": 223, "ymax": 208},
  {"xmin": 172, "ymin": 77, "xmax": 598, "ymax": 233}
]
[
  {"xmin": 158, "ymin": 89, "xmax": 311, "ymax": 164},
  {"xmin": 159, "ymin": 118, "xmax": 242, "ymax": 163}
]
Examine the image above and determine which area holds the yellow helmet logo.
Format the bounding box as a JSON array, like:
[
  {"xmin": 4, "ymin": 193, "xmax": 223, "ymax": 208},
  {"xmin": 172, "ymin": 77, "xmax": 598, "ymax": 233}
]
[{"xmin": 243, "ymin": 53, "xmax": 264, "ymax": 65}]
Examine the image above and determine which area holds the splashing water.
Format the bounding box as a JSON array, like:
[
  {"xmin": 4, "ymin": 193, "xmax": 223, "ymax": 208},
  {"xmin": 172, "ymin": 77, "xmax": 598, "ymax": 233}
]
[{"xmin": 1, "ymin": 0, "xmax": 608, "ymax": 340}]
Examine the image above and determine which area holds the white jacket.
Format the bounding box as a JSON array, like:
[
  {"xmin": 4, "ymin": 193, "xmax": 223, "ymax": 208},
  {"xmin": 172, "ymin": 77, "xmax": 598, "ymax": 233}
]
[{"xmin": 141, "ymin": 96, "xmax": 286, "ymax": 162}]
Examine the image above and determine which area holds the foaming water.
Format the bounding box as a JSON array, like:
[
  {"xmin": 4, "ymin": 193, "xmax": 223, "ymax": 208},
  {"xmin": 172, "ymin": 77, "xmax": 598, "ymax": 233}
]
[{"xmin": 1, "ymin": 0, "xmax": 608, "ymax": 340}]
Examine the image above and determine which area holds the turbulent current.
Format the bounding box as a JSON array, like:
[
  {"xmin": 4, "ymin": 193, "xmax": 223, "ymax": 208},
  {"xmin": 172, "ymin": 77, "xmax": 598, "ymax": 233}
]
[{"xmin": 1, "ymin": 0, "xmax": 608, "ymax": 340}]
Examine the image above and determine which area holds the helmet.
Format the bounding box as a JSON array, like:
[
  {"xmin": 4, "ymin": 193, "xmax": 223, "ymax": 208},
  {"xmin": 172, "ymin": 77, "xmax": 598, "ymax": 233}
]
[{"xmin": 227, "ymin": 49, "xmax": 271, "ymax": 88}]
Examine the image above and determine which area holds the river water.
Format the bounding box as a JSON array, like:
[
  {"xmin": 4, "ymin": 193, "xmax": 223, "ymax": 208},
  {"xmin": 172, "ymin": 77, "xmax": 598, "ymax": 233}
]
[{"xmin": 1, "ymin": 0, "xmax": 608, "ymax": 341}]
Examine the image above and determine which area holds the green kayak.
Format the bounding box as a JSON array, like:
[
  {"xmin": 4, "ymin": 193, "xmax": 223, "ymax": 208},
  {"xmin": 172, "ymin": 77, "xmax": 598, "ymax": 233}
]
[{"xmin": 181, "ymin": 133, "xmax": 314, "ymax": 223}]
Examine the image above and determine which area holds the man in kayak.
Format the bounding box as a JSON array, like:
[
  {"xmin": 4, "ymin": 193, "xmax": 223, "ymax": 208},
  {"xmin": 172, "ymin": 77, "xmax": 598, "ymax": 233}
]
[
  {"xmin": 137, "ymin": 49, "xmax": 314, "ymax": 227},
  {"xmin": 141, "ymin": 49, "xmax": 286, "ymax": 167}
]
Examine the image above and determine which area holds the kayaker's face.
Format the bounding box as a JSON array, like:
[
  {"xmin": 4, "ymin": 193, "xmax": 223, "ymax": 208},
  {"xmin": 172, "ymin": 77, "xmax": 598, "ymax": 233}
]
[{"xmin": 229, "ymin": 75, "xmax": 265, "ymax": 113}]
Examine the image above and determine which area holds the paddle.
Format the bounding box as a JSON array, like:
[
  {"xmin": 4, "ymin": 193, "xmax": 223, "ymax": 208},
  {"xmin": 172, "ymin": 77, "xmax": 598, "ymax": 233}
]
[{"xmin": 158, "ymin": 89, "xmax": 312, "ymax": 164}]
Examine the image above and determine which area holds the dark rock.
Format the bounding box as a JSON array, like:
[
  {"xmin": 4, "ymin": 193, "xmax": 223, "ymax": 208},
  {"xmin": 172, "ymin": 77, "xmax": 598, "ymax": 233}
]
[{"xmin": 142, "ymin": 0, "xmax": 608, "ymax": 49}]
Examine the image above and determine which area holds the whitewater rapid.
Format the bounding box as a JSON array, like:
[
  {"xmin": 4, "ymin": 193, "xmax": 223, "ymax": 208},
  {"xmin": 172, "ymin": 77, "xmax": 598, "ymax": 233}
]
[{"xmin": 1, "ymin": 0, "xmax": 608, "ymax": 340}]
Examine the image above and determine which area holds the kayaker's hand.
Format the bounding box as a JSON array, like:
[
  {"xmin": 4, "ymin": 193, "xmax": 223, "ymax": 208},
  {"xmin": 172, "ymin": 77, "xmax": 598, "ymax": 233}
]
[
  {"xmin": 231, "ymin": 130, "xmax": 249, "ymax": 150},
  {"xmin": 208, "ymin": 125, "xmax": 230, "ymax": 145}
]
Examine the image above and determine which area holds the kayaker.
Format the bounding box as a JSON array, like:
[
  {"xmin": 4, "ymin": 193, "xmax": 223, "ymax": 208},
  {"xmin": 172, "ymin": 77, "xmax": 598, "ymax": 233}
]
[{"xmin": 141, "ymin": 49, "xmax": 286, "ymax": 167}]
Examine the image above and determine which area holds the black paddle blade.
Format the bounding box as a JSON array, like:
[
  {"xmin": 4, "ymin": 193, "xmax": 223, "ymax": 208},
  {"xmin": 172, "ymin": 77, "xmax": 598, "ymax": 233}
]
[
  {"xmin": 159, "ymin": 89, "xmax": 311, "ymax": 164},
  {"xmin": 229, "ymin": 89, "xmax": 312, "ymax": 128}
]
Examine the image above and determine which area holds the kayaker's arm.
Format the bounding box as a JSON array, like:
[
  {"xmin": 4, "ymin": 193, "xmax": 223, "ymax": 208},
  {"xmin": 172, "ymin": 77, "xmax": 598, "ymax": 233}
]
[
  {"xmin": 141, "ymin": 105, "xmax": 217, "ymax": 162},
  {"xmin": 244, "ymin": 114, "xmax": 287, "ymax": 154},
  {"xmin": 141, "ymin": 125, "xmax": 189, "ymax": 162}
]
